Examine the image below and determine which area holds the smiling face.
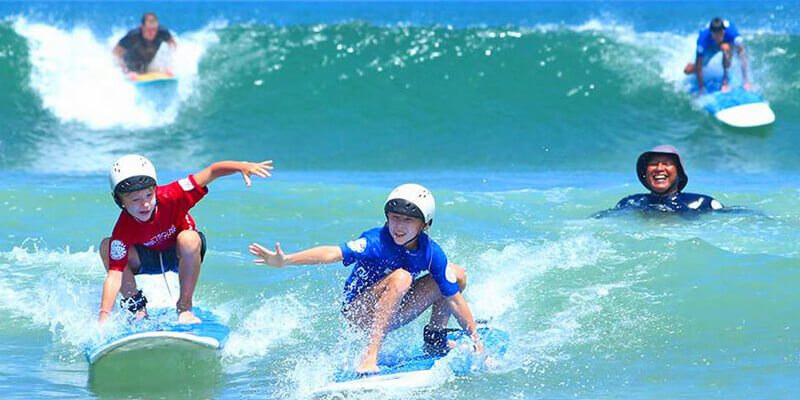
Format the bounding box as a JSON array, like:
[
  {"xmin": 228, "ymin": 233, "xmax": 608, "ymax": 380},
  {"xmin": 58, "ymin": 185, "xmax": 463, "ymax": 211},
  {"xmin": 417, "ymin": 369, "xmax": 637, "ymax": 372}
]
[
  {"xmin": 119, "ymin": 186, "xmax": 156, "ymax": 222},
  {"xmin": 645, "ymin": 155, "xmax": 679, "ymax": 194},
  {"xmin": 386, "ymin": 212, "xmax": 426, "ymax": 248}
]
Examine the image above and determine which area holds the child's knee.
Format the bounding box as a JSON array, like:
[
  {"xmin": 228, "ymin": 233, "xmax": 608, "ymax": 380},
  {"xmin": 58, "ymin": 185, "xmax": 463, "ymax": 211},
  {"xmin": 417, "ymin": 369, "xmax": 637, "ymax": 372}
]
[
  {"xmin": 387, "ymin": 269, "xmax": 413, "ymax": 293},
  {"xmin": 176, "ymin": 230, "xmax": 202, "ymax": 255}
]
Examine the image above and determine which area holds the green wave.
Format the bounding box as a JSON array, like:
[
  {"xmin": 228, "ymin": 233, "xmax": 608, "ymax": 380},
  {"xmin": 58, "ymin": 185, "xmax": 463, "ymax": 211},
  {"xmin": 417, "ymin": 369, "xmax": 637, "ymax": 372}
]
[{"xmin": 2, "ymin": 22, "xmax": 800, "ymax": 172}]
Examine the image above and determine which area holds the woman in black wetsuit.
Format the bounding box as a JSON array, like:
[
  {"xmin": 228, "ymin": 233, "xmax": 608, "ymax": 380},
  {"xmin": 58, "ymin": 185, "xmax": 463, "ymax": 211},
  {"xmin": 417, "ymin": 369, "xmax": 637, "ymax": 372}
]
[{"xmin": 600, "ymin": 144, "xmax": 725, "ymax": 216}]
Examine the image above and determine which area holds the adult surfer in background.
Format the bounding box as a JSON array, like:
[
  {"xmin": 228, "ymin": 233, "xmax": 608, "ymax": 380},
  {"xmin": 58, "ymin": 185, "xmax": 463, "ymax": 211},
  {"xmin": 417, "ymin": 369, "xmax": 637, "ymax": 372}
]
[
  {"xmin": 683, "ymin": 17, "xmax": 751, "ymax": 94},
  {"xmin": 112, "ymin": 12, "xmax": 176, "ymax": 80},
  {"xmin": 596, "ymin": 145, "xmax": 725, "ymax": 217}
]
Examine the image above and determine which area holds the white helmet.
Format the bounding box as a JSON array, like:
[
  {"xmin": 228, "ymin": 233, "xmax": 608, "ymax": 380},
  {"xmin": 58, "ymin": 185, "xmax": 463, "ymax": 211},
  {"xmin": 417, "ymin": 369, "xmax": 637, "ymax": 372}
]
[
  {"xmin": 384, "ymin": 183, "xmax": 435, "ymax": 227},
  {"xmin": 109, "ymin": 155, "xmax": 157, "ymax": 206}
]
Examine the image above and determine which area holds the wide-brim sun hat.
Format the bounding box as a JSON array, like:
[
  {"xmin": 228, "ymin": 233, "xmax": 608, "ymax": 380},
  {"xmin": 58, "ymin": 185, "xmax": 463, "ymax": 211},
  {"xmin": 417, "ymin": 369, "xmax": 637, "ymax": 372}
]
[{"xmin": 636, "ymin": 144, "xmax": 688, "ymax": 192}]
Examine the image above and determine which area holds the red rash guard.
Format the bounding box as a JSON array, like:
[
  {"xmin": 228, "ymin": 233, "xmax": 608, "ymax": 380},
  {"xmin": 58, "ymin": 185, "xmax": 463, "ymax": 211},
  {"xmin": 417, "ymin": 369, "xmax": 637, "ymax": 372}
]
[{"xmin": 108, "ymin": 175, "xmax": 208, "ymax": 272}]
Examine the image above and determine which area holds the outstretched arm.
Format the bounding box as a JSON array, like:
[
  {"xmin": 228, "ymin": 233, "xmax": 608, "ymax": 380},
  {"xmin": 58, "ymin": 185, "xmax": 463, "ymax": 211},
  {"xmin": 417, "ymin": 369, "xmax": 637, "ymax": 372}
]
[
  {"xmin": 249, "ymin": 243, "xmax": 342, "ymax": 268},
  {"xmin": 98, "ymin": 270, "xmax": 123, "ymax": 323},
  {"xmin": 444, "ymin": 292, "xmax": 483, "ymax": 352},
  {"xmin": 193, "ymin": 160, "xmax": 273, "ymax": 188}
]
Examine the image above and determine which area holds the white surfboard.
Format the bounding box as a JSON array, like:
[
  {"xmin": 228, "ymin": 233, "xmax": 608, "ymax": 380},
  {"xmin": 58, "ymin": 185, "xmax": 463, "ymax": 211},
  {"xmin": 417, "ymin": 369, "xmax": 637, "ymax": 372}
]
[
  {"xmin": 713, "ymin": 102, "xmax": 775, "ymax": 128},
  {"xmin": 85, "ymin": 308, "xmax": 230, "ymax": 365}
]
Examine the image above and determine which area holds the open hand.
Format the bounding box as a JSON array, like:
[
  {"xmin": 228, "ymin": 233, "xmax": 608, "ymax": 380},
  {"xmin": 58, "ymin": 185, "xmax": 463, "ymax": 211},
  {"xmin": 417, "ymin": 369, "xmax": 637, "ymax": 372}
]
[
  {"xmin": 249, "ymin": 242, "xmax": 288, "ymax": 267},
  {"xmin": 240, "ymin": 160, "xmax": 274, "ymax": 187}
]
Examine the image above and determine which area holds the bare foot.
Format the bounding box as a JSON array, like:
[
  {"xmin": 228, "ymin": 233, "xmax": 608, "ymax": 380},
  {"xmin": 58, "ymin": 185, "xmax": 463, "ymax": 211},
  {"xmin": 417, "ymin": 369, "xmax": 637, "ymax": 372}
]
[
  {"xmin": 355, "ymin": 363, "xmax": 379, "ymax": 374},
  {"xmin": 721, "ymin": 84, "xmax": 731, "ymax": 93},
  {"xmin": 133, "ymin": 309, "xmax": 148, "ymax": 322},
  {"xmin": 683, "ymin": 63, "xmax": 695, "ymax": 75},
  {"xmin": 177, "ymin": 310, "xmax": 202, "ymax": 324},
  {"xmin": 355, "ymin": 355, "xmax": 380, "ymax": 374}
]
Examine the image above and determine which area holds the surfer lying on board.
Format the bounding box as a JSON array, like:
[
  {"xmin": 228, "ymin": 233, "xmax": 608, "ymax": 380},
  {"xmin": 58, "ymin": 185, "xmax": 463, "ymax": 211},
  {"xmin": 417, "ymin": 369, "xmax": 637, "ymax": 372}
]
[
  {"xmin": 249, "ymin": 184, "xmax": 483, "ymax": 374},
  {"xmin": 98, "ymin": 155, "xmax": 273, "ymax": 325},
  {"xmin": 683, "ymin": 17, "xmax": 751, "ymax": 94},
  {"xmin": 596, "ymin": 145, "xmax": 724, "ymax": 216},
  {"xmin": 113, "ymin": 12, "xmax": 176, "ymax": 80}
]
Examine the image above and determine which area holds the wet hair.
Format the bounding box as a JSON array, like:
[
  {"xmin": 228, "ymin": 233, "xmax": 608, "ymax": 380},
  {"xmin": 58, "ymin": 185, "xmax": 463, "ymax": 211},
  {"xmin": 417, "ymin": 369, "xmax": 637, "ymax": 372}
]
[
  {"xmin": 710, "ymin": 17, "xmax": 725, "ymax": 33},
  {"xmin": 141, "ymin": 12, "xmax": 158, "ymax": 25}
]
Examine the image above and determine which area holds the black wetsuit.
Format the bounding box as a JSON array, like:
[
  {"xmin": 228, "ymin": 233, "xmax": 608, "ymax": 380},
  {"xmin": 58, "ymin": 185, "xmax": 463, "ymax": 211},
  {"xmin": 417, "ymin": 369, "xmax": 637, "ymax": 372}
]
[
  {"xmin": 596, "ymin": 192, "xmax": 724, "ymax": 217},
  {"xmin": 117, "ymin": 27, "xmax": 172, "ymax": 73}
]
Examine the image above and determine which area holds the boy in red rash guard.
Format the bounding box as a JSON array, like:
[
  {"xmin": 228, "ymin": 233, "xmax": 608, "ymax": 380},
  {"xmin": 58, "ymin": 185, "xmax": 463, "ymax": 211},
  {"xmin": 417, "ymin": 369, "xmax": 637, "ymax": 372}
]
[{"xmin": 98, "ymin": 155, "xmax": 273, "ymax": 324}]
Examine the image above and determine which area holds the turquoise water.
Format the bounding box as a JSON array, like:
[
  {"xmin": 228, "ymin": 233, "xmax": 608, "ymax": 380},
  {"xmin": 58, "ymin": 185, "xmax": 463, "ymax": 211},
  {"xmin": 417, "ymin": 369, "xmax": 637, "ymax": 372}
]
[{"xmin": 1, "ymin": 2, "xmax": 799, "ymax": 399}]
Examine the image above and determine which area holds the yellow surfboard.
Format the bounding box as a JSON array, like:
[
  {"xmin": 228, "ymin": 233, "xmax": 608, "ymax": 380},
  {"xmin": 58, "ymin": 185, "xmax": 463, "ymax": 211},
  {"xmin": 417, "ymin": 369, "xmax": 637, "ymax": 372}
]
[{"xmin": 130, "ymin": 72, "xmax": 176, "ymax": 85}]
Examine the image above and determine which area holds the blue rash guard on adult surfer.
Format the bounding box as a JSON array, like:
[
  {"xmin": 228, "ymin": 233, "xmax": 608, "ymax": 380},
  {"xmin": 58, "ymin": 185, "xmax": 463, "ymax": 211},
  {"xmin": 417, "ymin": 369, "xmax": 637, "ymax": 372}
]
[
  {"xmin": 339, "ymin": 225, "xmax": 459, "ymax": 304},
  {"xmin": 696, "ymin": 20, "xmax": 743, "ymax": 64},
  {"xmin": 614, "ymin": 192, "xmax": 723, "ymax": 213}
]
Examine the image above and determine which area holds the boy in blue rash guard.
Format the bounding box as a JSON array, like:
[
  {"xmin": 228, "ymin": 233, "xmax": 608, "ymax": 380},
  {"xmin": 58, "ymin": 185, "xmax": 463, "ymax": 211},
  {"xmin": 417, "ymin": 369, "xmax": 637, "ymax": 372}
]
[
  {"xmin": 249, "ymin": 184, "xmax": 483, "ymax": 374},
  {"xmin": 683, "ymin": 17, "xmax": 752, "ymax": 93},
  {"xmin": 597, "ymin": 145, "xmax": 724, "ymax": 217}
]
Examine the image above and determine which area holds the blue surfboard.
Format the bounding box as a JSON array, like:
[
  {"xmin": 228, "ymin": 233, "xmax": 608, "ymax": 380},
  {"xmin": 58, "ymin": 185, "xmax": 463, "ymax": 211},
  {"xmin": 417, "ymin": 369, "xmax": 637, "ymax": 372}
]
[
  {"xmin": 313, "ymin": 326, "xmax": 509, "ymax": 394},
  {"xmin": 687, "ymin": 63, "xmax": 775, "ymax": 128},
  {"xmin": 85, "ymin": 308, "xmax": 229, "ymax": 365}
]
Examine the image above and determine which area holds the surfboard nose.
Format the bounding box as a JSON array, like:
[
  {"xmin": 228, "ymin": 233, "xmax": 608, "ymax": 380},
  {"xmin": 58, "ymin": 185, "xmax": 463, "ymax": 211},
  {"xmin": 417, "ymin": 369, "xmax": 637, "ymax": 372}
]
[{"xmin": 714, "ymin": 102, "xmax": 776, "ymax": 128}]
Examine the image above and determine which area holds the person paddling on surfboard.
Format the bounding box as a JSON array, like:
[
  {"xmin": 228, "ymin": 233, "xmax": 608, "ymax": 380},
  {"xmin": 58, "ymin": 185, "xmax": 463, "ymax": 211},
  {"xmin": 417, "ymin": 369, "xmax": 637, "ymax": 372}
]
[
  {"xmin": 98, "ymin": 155, "xmax": 273, "ymax": 325},
  {"xmin": 684, "ymin": 17, "xmax": 752, "ymax": 94},
  {"xmin": 113, "ymin": 12, "xmax": 176, "ymax": 80},
  {"xmin": 249, "ymin": 184, "xmax": 483, "ymax": 374},
  {"xmin": 596, "ymin": 145, "xmax": 724, "ymax": 217}
]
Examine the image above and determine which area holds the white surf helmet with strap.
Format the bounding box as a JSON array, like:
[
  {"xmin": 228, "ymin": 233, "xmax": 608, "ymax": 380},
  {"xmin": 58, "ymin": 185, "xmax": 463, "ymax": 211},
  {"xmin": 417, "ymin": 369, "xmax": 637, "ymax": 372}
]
[
  {"xmin": 109, "ymin": 154, "xmax": 158, "ymax": 208},
  {"xmin": 384, "ymin": 183, "xmax": 435, "ymax": 226},
  {"xmin": 384, "ymin": 183, "xmax": 435, "ymax": 247}
]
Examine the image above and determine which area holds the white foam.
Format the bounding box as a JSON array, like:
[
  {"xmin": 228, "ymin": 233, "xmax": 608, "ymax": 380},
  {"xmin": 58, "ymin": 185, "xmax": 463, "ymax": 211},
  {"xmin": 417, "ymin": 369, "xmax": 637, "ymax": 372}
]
[
  {"xmin": 468, "ymin": 235, "xmax": 620, "ymax": 319},
  {"xmin": 222, "ymin": 293, "xmax": 310, "ymax": 359},
  {"xmin": 13, "ymin": 17, "xmax": 219, "ymax": 130},
  {"xmin": 0, "ymin": 245, "xmax": 105, "ymax": 348}
]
